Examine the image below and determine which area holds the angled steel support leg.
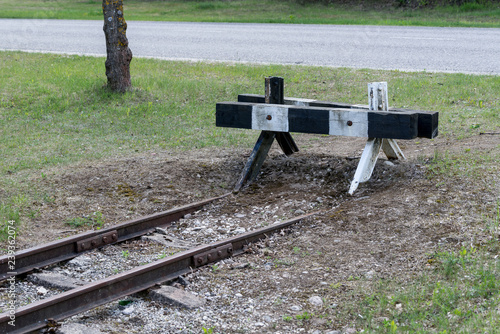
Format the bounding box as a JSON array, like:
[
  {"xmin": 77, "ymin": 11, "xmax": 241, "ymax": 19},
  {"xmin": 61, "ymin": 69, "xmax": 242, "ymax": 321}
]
[
  {"xmin": 348, "ymin": 138, "xmax": 382, "ymax": 195},
  {"xmin": 234, "ymin": 131, "xmax": 276, "ymax": 193},
  {"xmin": 382, "ymin": 138, "xmax": 405, "ymax": 160}
]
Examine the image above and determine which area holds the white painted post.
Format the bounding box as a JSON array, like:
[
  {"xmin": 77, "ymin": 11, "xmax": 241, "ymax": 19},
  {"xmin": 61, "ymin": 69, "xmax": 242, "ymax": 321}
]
[
  {"xmin": 348, "ymin": 82, "xmax": 405, "ymax": 195},
  {"xmin": 368, "ymin": 82, "xmax": 389, "ymax": 112}
]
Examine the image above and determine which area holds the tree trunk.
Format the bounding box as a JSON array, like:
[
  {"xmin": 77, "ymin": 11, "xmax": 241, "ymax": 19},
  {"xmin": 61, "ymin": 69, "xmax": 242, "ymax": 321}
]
[{"xmin": 102, "ymin": 0, "xmax": 132, "ymax": 92}]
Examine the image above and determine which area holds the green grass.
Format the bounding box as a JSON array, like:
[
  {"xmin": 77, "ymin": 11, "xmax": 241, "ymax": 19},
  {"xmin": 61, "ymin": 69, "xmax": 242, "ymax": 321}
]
[
  {"xmin": 357, "ymin": 243, "xmax": 500, "ymax": 333},
  {"xmin": 0, "ymin": 0, "xmax": 499, "ymax": 27}
]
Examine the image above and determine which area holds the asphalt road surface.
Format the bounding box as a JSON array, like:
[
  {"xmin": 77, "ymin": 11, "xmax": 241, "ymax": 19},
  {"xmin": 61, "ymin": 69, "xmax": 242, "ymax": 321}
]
[{"xmin": 0, "ymin": 19, "xmax": 499, "ymax": 75}]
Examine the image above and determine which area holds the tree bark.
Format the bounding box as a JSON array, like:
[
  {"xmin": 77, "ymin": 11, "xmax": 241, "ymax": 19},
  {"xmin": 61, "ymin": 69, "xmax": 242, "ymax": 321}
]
[{"xmin": 102, "ymin": 0, "xmax": 132, "ymax": 92}]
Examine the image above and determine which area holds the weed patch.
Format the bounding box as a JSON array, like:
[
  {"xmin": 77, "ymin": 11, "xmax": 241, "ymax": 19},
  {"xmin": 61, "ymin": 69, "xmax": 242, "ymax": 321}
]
[
  {"xmin": 357, "ymin": 242, "xmax": 500, "ymax": 333},
  {"xmin": 65, "ymin": 211, "xmax": 104, "ymax": 229}
]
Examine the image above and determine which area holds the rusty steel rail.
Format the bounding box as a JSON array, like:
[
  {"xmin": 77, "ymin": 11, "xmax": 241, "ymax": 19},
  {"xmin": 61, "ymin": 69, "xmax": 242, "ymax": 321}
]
[
  {"xmin": 0, "ymin": 211, "xmax": 318, "ymax": 334},
  {"xmin": 0, "ymin": 194, "xmax": 230, "ymax": 281}
]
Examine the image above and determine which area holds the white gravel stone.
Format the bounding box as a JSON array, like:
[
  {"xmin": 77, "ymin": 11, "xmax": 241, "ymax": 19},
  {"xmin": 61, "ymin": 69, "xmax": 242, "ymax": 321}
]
[{"xmin": 308, "ymin": 296, "xmax": 324, "ymax": 307}]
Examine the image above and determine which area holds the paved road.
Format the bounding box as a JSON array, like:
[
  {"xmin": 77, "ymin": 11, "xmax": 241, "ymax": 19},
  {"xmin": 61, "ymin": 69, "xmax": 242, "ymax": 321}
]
[{"xmin": 1, "ymin": 19, "xmax": 499, "ymax": 75}]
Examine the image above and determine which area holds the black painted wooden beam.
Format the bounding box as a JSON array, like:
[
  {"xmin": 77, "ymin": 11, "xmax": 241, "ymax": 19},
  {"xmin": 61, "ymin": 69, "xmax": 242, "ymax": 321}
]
[
  {"xmin": 237, "ymin": 94, "xmax": 438, "ymax": 139},
  {"xmin": 217, "ymin": 102, "xmax": 425, "ymax": 140}
]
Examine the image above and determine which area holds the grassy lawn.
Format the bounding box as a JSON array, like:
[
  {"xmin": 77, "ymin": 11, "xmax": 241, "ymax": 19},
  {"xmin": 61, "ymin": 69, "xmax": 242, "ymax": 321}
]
[{"xmin": 0, "ymin": 0, "xmax": 499, "ymax": 27}]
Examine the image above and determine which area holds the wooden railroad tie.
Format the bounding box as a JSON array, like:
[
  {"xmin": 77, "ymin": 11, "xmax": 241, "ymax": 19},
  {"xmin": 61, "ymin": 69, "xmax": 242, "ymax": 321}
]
[{"xmin": 216, "ymin": 77, "xmax": 439, "ymax": 194}]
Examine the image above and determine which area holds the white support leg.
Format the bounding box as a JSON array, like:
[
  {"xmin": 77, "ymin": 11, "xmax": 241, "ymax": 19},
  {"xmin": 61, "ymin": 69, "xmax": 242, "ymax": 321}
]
[
  {"xmin": 348, "ymin": 82, "xmax": 405, "ymax": 194},
  {"xmin": 348, "ymin": 138, "xmax": 382, "ymax": 195}
]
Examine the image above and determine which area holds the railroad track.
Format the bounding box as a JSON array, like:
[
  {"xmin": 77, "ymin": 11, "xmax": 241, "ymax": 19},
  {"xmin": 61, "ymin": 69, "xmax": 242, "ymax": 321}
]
[{"xmin": 0, "ymin": 194, "xmax": 319, "ymax": 333}]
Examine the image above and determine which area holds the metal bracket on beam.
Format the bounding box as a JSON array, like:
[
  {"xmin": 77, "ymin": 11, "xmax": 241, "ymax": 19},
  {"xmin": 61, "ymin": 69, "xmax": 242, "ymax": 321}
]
[
  {"xmin": 76, "ymin": 230, "xmax": 118, "ymax": 252},
  {"xmin": 193, "ymin": 243, "xmax": 233, "ymax": 267}
]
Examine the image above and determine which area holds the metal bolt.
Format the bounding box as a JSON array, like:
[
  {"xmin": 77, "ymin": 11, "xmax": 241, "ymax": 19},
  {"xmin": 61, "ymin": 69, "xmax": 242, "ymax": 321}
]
[
  {"xmin": 228, "ymin": 247, "xmax": 233, "ymax": 254},
  {"xmin": 91, "ymin": 240, "xmax": 97, "ymax": 247},
  {"xmin": 217, "ymin": 250, "xmax": 222, "ymax": 257},
  {"xmin": 197, "ymin": 257, "xmax": 203, "ymax": 264},
  {"xmin": 102, "ymin": 236, "xmax": 108, "ymax": 243},
  {"xmin": 207, "ymin": 254, "xmax": 212, "ymax": 260},
  {"xmin": 347, "ymin": 121, "xmax": 353, "ymax": 126},
  {"xmin": 266, "ymin": 115, "xmax": 272, "ymax": 120},
  {"xmin": 112, "ymin": 233, "xmax": 117, "ymax": 241}
]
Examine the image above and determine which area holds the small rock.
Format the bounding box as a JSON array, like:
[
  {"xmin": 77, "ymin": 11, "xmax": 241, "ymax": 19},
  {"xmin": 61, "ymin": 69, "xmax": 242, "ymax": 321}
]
[
  {"xmin": 344, "ymin": 327, "xmax": 357, "ymax": 334},
  {"xmin": 295, "ymin": 209, "xmax": 305, "ymax": 215},
  {"xmin": 312, "ymin": 318, "xmax": 328, "ymax": 326},
  {"xmin": 58, "ymin": 323, "xmax": 103, "ymax": 334},
  {"xmin": 290, "ymin": 305, "xmax": 302, "ymax": 312},
  {"xmin": 232, "ymin": 262, "xmax": 250, "ymax": 270},
  {"xmin": 178, "ymin": 276, "xmax": 190, "ymax": 286},
  {"xmin": 67, "ymin": 256, "xmax": 93, "ymax": 267},
  {"xmin": 365, "ymin": 270, "xmax": 376, "ymax": 280},
  {"xmin": 326, "ymin": 331, "xmax": 342, "ymax": 334},
  {"xmin": 29, "ymin": 272, "xmax": 85, "ymax": 291},
  {"xmin": 233, "ymin": 227, "xmax": 246, "ymax": 234},
  {"xmin": 384, "ymin": 160, "xmax": 395, "ymax": 167},
  {"xmin": 155, "ymin": 227, "xmax": 168, "ymax": 235},
  {"xmin": 142, "ymin": 234, "xmax": 195, "ymax": 249},
  {"xmin": 122, "ymin": 306, "xmax": 135, "ymax": 315},
  {"xmin": 396, "ymin": 303, "xmax": 403, "ymax": 314},
  {"xmin": 262, "ymin": 315, "xmax": 273, "ymax": 323},
  {"xmin": 235, "ymin": 213, "xmax": 246, "ymax": 218},
  {"xmin": 254, "ymin": 322, "xmax": 265, "ymax": 327},
  {"xmin": 235, "ymin": 293, "xmax": 243, "ymax": 298},
  {"xmin": 36, "ymin": 287, "xmax": 48, "ymax": 295},
  {"xmin": 150, "ymin": 286, "xmax": 206, "ymax": 309},
  {"xmin": 308, "ymin": 296, "xmax": 323, "ymax": 308}
]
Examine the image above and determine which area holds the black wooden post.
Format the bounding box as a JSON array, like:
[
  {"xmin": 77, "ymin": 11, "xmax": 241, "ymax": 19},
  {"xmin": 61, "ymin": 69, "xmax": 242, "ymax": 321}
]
[
  {"xmin": 265, "ymin": 76, "xmax": 284, "ymax": 104},
  {"xmin": 266, "ymin": 77, "xmax": 299, "ymax": 156},
  {"xmin": 233, "ymin": 77, "xmax": 299, "ymax": 192}
]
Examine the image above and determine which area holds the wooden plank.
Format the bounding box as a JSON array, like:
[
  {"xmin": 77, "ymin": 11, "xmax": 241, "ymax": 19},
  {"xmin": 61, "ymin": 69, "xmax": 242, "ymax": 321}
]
[
  {"xmin": 265, "ymin": 77, "xmax": 284, "ymax": 104},
  {"xmin": 216, "ymin": 102, "xmax": 419, "ymax": 140},
  {"xmin": 400, "ymin": 108, "xmax": 439, "ymax": 139},
  {"xmin": 237, "ymin": 94, "xmax": 438, "ymax": 139},
  {"xmin": 238, "ymin": 94, "xmax": 357, "ymax": 109},
  {"xmin": 276, "ymin": 132, "xmax": 299, "ymax": 156},
  {"xmin": 216, "ymin": 102, "xmax": 252, "ymax": 129}
]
